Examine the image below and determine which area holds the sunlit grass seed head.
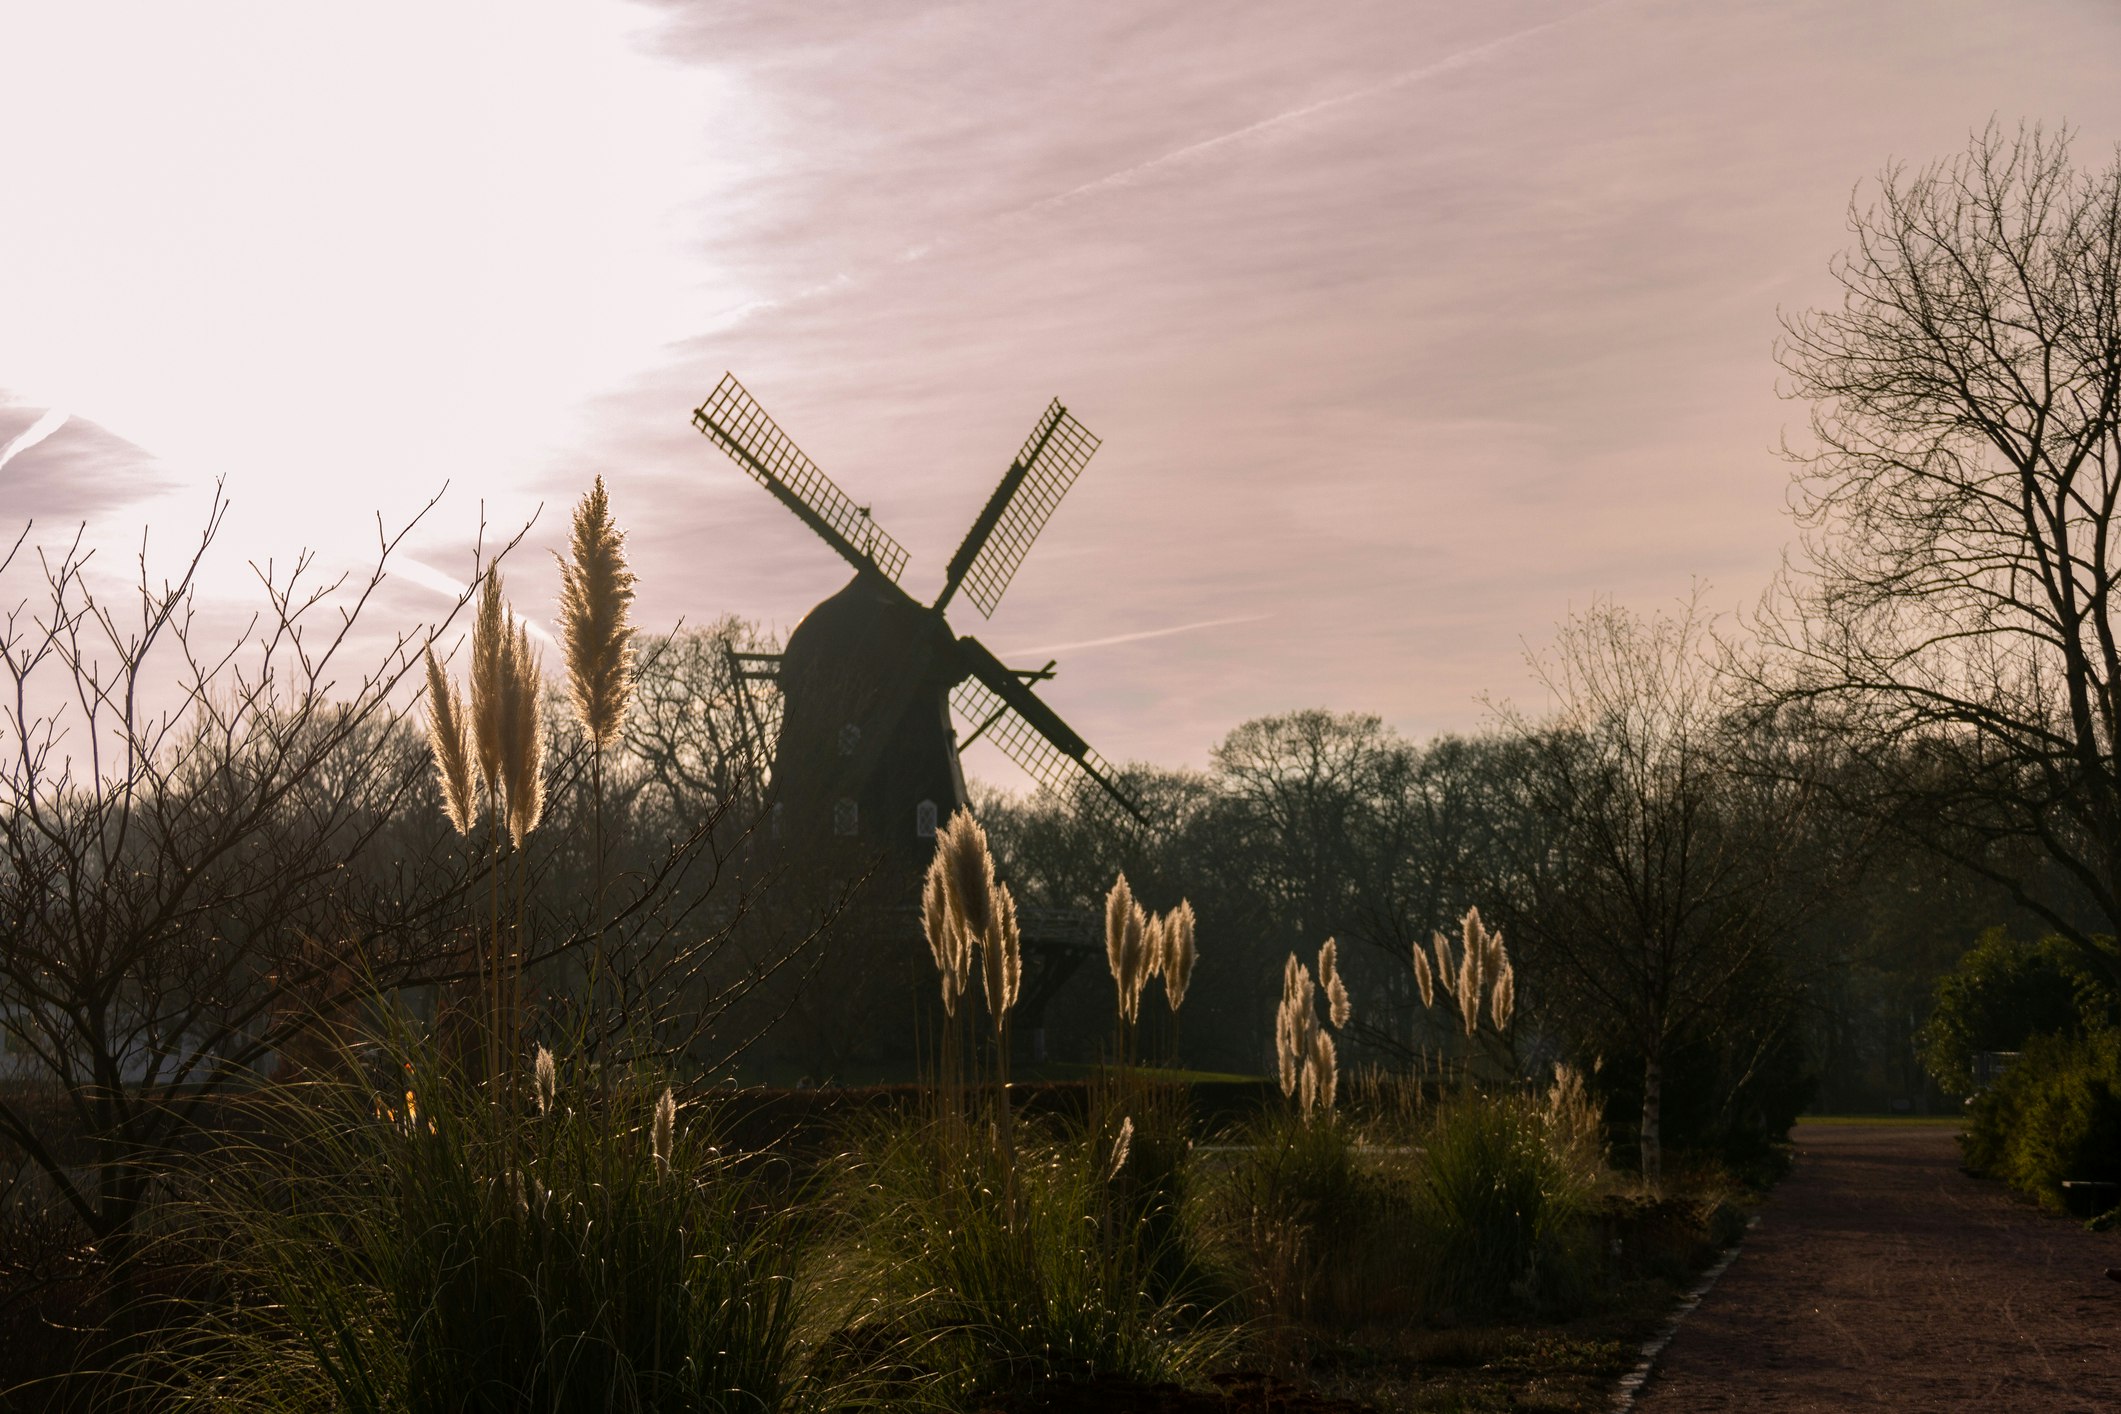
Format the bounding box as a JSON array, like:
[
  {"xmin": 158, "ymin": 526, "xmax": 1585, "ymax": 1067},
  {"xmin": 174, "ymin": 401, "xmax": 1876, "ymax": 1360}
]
[
  {"xmin": 533, "ymin": 1043, "xmax": 557, "ymax": 1117},
  {"xmin": 982, "ymin": 879, "xmax": 1021, "ymax": 1021},
  {"xmin": 502, "ymin": 619, "xmax": 545, "ymax": 846},
  {"xmin": 1276, "ymin": 953, "xmax": 1317, "ymax": 1100},
  {"xmin": 652, "ymin": 1086, "xmax": 675, "ymax": 1178},
  {"xmin": 1104, "ymin": 872, "xmax": 1135, "ymax": 989},
  {"xmin": 1162, "ymin": 899, "xmax": 1197, "ymax": 1012},
  {"xmin": 1107, "ymin": 1115, "xmax": 1134, "ymax": 1182},
  {"xmin": 423, "ymin": 643, "xmax": 478, "ymax": 835},
  {"xmin": 1309, "ymin": 1027, "xmax": 1337, "ymax": 1115},
  {"xmin": 556, "ymin": 475, "xmax": 637, "ymax": 751},
  {"xmin": 1413, "ymin": 940, "xmax": 1436, "ymax": 1010},
  {"xmin": 1318, "ymin": 937, "xmax": 1351, "ymax": 1030},
  {"xmin": 1431, "ymin": 927, "xmax": 1458, "ymax": 999},
  {"xmin": 922, "ymin": 855, "xmax": 963, "ymax": 1018},
  {"xmin": 1491, "ymin": 957, "xmax": 1516, "ymax": 1032},
  {"xmin": 939, "ymin": 809, "xmax": 997, "ymax": 943},
  {"xmin": 472, "ymin": 569, "xmax": 509, "ymax": 796}
]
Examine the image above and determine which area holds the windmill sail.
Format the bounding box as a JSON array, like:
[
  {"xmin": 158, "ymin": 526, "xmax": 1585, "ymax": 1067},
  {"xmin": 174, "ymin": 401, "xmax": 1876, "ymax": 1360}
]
[
  {"xmin": 950, "ymin": 635, "xmax": 1145, "ymax": 824},
  {"xmin": 692, "ymin": 373, "xmax": 911, "ymax": 582},
  {"xmin": 939, "ymin": 400, "xmax": 1099, "ymax": 617}
]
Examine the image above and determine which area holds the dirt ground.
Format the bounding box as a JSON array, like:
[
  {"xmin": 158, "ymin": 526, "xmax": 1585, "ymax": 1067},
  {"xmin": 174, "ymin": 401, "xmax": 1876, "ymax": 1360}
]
[{"xmin": 1633, "ymin": 1121, "xmax": 2121, "ymax": 1413}]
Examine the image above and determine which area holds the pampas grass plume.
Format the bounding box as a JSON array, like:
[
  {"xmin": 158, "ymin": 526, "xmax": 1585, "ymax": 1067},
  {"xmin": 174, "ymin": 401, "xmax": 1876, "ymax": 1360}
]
[
  {"xmin": 1432, "ymin": 928, "xmax": 1458, "ymax": 999},
  {"xmin": 922, "ymin": 856, "xmax": 960, "ymax": 1017},
  {"xmin": 533, "ymin": 1044, "xmax": 557, "ymax": 1117},
  {"xmin": 651, "ymin": 1087, "xmax": 675, "ymax": 1177},
  {"xmin": 1162, "ymin": 900, "xmax": 1197, "ymax": 1012},
  {"xmin": 1319, "ymin": 937, "xmax": 1350, "ymax": 1030},
  {"xmin": 1104, "ymin": 873, "xmax": 1134, "ymax": 988},
  {"xmin": 471, "ymin": 570, "xmax": 508, "ymax": 797},
  {"xmin": 423, "ymin": 645, "xmax": 477, "ymax": 834},
  {"xmin": 1310, "ymin": 1027, "xmax": 1337, "ymax": 1114},
  {"xmin": 1413, "ymin": 942, "xmax": 1435, "ymax": 1010},
  {"xmin": 503, "ymin": 620, "xmax": 545, "ymax": 846},
  {"xmin": 983, "ymin": 880, "xmax": 1021, "ymax": 1019},
  {"xmin": 1492, "ymin": 957, "xmax": 1516, "ymax": 1032},
  {"xmin": 556, "ymin": 475, "xmax": 637, "ymax": 750},
  {"xmin": 939, "ymin": 810, "xmax": 996, "ymax": 944},
  {"xmin": 1107, "ymin": 1115, "xmax": 1133, "ymax": 1182}
]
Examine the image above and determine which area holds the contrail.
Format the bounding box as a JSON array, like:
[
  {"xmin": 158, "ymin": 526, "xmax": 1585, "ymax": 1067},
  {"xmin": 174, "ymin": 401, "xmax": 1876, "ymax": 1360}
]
[
  {"xmin": 395, "ymin": 555, "xmax": 560, "ymax": 650},
  {"xmin": 0, "ymin": 408, "xmax": 70, "ymax": 474},
  {"xmin": 1007, "ymin": 613, "xmax": 1267, "ymax": 659},
  {"xmin": 1014, "ymin": 3, "xmax": 1620, "ymax": 220}
]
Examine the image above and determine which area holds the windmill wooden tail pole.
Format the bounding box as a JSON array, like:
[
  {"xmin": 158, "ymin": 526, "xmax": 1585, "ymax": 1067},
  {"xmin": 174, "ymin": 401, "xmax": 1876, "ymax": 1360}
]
[{"xmin": 691, "ymin": 374, "xmax": 1148, "ymax": 1061}]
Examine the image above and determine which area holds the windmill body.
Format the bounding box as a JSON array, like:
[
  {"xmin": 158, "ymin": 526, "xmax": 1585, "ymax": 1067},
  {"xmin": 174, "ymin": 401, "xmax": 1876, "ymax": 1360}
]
[
  {"xmin": 692, "ymin": 374, "xmax": 1145, "ymax": 1061},
  {"xmin": 773, "ymin": 569, "xmax": 968, "ymax": 881}
]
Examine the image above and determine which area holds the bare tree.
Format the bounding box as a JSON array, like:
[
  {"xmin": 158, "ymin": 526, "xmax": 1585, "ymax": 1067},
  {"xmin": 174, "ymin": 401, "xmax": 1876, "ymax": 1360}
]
[
  {"xmin": 0, "ymin": 488, "xmax": 496, "ymax": 1276},
  {"xmin": 1761, "ymin": 122, "xmax": 2121, "ymax": 987},
  {"xmin": 1499, "ymin": 598, "xmax": 1827, "ymax": 1185}
]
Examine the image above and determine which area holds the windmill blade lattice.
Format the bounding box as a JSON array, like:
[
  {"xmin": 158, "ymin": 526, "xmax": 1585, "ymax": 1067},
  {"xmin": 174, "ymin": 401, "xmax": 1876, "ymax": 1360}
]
[
  {"xmin": 950, "ymin": 400, "xmax": 1099, "ymax": 618},
  {"xmin": 693, "ymin": 373, "xmax": 910, "ymax": 582},
  {"xmin": 950, "ymin": 669, "xmax": 1143, "ymax": 825}
]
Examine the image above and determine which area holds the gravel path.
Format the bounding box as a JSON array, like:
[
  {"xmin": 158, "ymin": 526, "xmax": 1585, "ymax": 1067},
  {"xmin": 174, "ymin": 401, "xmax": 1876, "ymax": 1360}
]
[{"xmin": 1633, "ymin": 1122, "xmax": 2121, "ymax": 1412}]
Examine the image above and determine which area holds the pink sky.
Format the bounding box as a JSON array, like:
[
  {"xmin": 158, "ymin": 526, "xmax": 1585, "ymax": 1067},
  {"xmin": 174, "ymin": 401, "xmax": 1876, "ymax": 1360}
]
[{"xmin": 5, "ymin": 0, "xmax": 2121, "ymax": 781}]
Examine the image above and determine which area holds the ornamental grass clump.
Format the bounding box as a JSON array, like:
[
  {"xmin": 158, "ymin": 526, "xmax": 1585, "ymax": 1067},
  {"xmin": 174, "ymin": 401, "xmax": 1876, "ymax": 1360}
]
[
  {"xmin": 142, "ymin": 1034, "xmax": 813, "ymax": 1414},
  {"xmin": 841, "ymin": 1112, "xmax": 1228, "ymax": 1406},
  {"xmin": 1410, "ymin": 1069, "xmax": 1605, "ymax": 1319}
]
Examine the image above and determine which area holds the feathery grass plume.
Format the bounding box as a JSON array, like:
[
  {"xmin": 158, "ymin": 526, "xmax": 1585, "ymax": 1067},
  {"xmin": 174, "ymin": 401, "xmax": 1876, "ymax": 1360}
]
[
  {"xmin": 1144, "ymin": 910, "xmax": 1168, "ymax": 980},
  {"xmin": 1276, "ymin": 953, "xmax": 1317, "ymax": 1100},
  {"xmin": 1413, "ymin": 941, "xmax": 1435, "ymax": 1010},
  {"xmin": 424, "ymin": 644, "xmax": 478, "ymax": 833},
  {"xmin": 555, "ymin": 475, "xmax": 637, "ymax": 750},
  {"xmin": 533, "ymin": 1044, "xmax": 557, "ymax": 1117},
  {"xmin": 1319, "ymin": 938, "xmax": 1351, "ymax": 1030},
  {"xmin": 1162, "ymin": 900, "xmax": 1197, "ymax": 1011},
  {"xmin": 651, "ymin": 1087, "xmax": 675, "ymax": 1178},
  {"xmin": 1432, "ymin": 928, "xmax": 1458, "ymax": 999},
  {"xmin": 1105, "ymin": 872, "xmax": 1135, "ymax": 988},
  {"xmin": 503, "ymin": 620, "xmax": 545, "ymax": 846},
  {"xmin": 939, "ymin": 810, "xmax": 997, "ymax": 943},
  {"xmin": 922, "ymin": 855, "xmax": 961, "ymax": 1017},
  {"xmin": 983, "ymin": 880, "xmax": 1022, "ymax": 1019},
  {"xmin": 471, "ymin": 569, "xmax": 509, "ymax": 797},
  {"xmin": 1107, "ymin": 1115, "xmax": 1134, "ymax": 1182},
  {"xmin": 1309, "ymin": 1027, "xmax": 1338, "ymax": 1114},
  {"xmin": 1492, "ymin": 956, "xmax": 1516, "ymax": 1032},
  {"xmin": 1456, "ymin": 947, "xmax": 1484, "ymax": 1037}
]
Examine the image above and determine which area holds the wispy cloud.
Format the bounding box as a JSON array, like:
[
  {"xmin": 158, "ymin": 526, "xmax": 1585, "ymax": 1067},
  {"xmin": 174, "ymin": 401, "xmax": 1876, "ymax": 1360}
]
[
  {"xmin": 0, "ymin": 408, "xmax": 70, "ymax": 474},
  {"xmin": 1014, "ymin": 1, "xmax": 1624, "ymax": 221},
  {"xmin": 1007, "ymin": 613, "xmax": 1268, "ymax": 659}
]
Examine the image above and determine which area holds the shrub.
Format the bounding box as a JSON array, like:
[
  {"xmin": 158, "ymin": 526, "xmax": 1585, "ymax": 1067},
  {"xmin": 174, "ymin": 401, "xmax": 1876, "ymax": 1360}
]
[
  {"xmin": 1963, "ymin": 1030, "xmax": 2121, "ymax": 1210},
  {"xmin": 145, "ymin": 1042, "xmax": 811, "ymax": 1413},
  {"xmin": 1921, "ymin": 930, "xmax": 2116, "ymax": 1093},
  {"xmin": 839, "ymin": 1111, "xmax": 1225, "ymax": 1407},
  {"xmin": 1411, "ymin": 1087, "xmax": 1601, "ymax": 1318}
]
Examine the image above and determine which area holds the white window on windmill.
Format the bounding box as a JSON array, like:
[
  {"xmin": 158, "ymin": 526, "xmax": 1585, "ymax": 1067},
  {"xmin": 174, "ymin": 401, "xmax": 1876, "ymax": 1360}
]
[
  {"xmin": 833, "ymin": 797, "xmax": 859, "ymax": 836},
  {"xmin": 838, "ymin": 722, "xmax": 861, "ymax": 756},
  {"xmin": 915, "ymin": 799, "xmax": 938, "ymax": 838}
]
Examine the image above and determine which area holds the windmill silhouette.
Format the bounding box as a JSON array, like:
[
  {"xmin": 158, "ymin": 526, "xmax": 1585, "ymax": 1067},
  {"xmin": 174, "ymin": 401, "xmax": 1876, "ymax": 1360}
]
[{"xmin": 692, "ymin": 373, "xmax": 1145, "ymax": 878}]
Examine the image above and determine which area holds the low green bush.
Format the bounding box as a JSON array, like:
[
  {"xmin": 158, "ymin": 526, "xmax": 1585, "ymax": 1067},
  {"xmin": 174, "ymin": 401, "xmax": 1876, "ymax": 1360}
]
[
  {"xmin": 145, "ymin": 1043, "xmax": 812, "ymax": 1413},
  {"xmin": 1963, "ymin": 1030, "xmax": 2121, "ymax": 1210},
  {"xmin": 1411, "ymin": 1087, "xmax": 1602, "ymax": 1319},
  {"xmin": 839, "ymin": 1108, "xmax": 1226, "ymax": 1407}
]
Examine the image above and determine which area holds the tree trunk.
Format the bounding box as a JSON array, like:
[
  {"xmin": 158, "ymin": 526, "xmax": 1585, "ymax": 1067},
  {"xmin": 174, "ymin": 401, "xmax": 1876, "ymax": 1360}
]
[{"xmin": 1640, "ymin": 1053, "xmax": 1664, "ymax": 1190}]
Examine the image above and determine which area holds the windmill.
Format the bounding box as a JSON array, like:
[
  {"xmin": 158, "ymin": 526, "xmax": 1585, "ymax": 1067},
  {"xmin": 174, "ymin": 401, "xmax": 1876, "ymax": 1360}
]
[
  {"xmin": 693, "ymin": 372, "xmax": 1143, "ymax": 846},
  {"xmin": 692, "ymin": 374, "xmax": 1145, "ymax": 1061}
]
